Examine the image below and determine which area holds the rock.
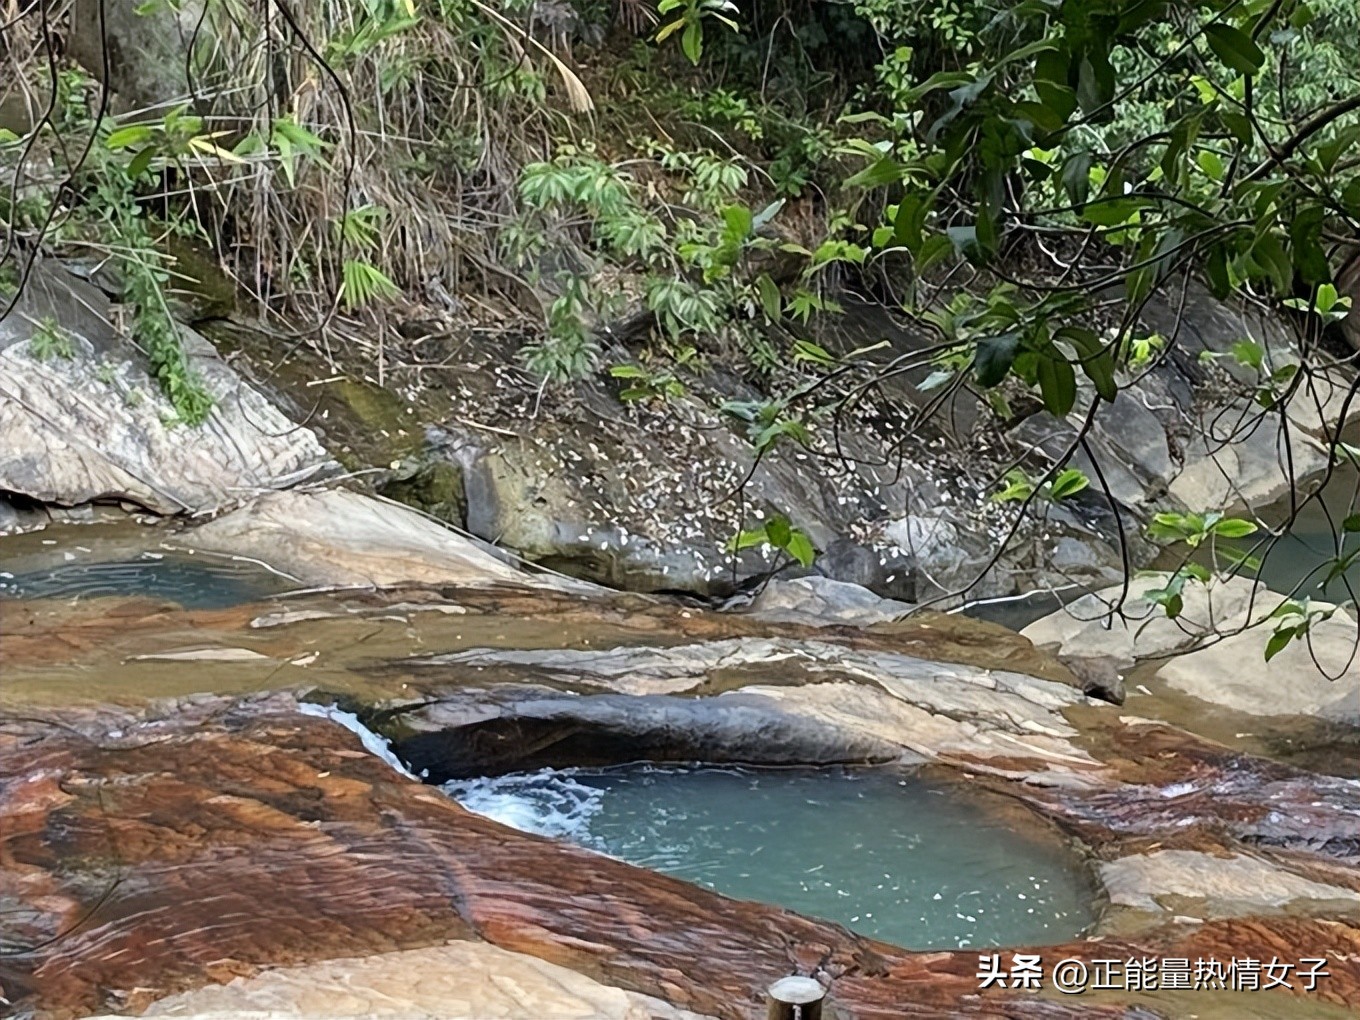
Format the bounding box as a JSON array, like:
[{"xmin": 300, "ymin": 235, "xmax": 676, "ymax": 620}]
[
  {"xmin": 132, "ymin": 942, "xmax": 713, "ymax": 1020},
  {"xmin": 749, "ymin": 576, "xmax": 914, "ymax": 627},
  {"xmin": 391, "ymin": 637, "xmax": 1100, "ymax": 782},
  {"xmin": 0, "ymin": 494, "xmax": 47, "ymax": 536},
  {"xmin": 881, "ymin": 511, "xmax": 1002, "ymax": 600},
  {"xmin": 10, "ymin": 592, "xmax": 1360, "ymax": 1017},
  {"xmin": 380, "ymin": 457, "xmax": 466, "ymax": 528},
  {"xmin": 452, "ymin": 399, "xmax": 922, "ymax": 597},
  {"xmin": 0, "ymin": 698, "xmax": 1126, "ymax": 1020},
  {"xmin": 1059, "ymin": 653, "xmax": 1127, "ymax": 705},
  {"xmin": 1101, "ymin": 850, "xmax": 1360, "ymax": 917},
  {"xmin": 1022, "ymin": 573, "xmax": 1268, "ymax": 669},
  {"xmin": 1168, "ymin": 399, "xmax": 1332, "ymax": 513},
  {"xmin": 0, "ymin": 261, "xmax": 334, "ymax": 513},
  {"xmin": 67, "ymin": 0, "xmax": 208, "ymax": 112},
  {"xmin": 1154, "ymin": 606, "xmax": 1360, "ymax": 720},
  {"xmin": 393, "ymin": 688, "xmax": 914, "ymax": 780},
  {"xmin": 182, "ymin": 488, "xmax": 596, "ymax": 593}
]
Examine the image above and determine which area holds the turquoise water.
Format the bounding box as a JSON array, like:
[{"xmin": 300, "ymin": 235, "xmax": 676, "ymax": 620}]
[
  {"xmin": 444, "ymin": 764, "xmax": 1095, "ymax": 950},
  {"xmin": 0, "ymin": 553, "xmax": 289, "ymax": 609}
]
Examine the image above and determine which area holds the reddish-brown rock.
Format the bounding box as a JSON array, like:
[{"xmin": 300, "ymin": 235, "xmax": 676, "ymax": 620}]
[{"xmin": 3, "ymin": 697, "xmax": 1359, "ymax": 1020}]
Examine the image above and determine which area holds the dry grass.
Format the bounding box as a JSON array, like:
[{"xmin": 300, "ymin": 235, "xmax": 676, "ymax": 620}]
[{"xmin": 2, "ymin": 0, "xmax": 604, "ymax": 372}]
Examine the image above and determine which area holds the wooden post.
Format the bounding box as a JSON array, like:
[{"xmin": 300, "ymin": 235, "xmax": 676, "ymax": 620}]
[{"xmin": 767, "ymin": 975, "xmax": 826, "ymax": 1020}]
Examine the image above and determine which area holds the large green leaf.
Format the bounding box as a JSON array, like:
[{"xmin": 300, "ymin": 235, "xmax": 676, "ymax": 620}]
[
  {"xmin": 1059, "ymin": 326, "xmax": 1117, "ymax": 402},
  {"xmin": 1203, "ymin": 23, "xmax": 1265, "ymax": 75},
  {"xmin": 1036, "ymin": 351, "xmax": 1077, "ymax": 417},
  {"xmin": 974, "ymin": 332, "xmax": 1021, "ymax": 387}
]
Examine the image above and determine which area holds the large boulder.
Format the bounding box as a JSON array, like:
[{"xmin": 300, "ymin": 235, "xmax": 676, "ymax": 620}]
[
  {"xmin": 1025, "ymin": 573, "xmax": 1360, "ymax": 721},
  {"xmin": 0, "ymin": 262, "xmax": 333, "ymax": 512},
  {"xmin": 182, "ymin": 488, "xmax": 597, "ymax": 593},
  {"xmin": 1022, "ymin": 573, "xmax": 1268, "ymax": 669},
  {"xmin": 1155, "ymin": 606, "xmax": 1360, "ymax": 720},
  {"xmin": 66, "ymin": 0, "xmax": 210, "ymax": 112}
]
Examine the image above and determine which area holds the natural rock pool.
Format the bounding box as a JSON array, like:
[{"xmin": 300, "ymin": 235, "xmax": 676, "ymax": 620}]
[
  {"xmin": 444, "ymin": 764, "xmax": 1096, "ymax": 950},
  {"xmin": 0, "ymin": 551, "xmax": 290, "ymax": 609}
]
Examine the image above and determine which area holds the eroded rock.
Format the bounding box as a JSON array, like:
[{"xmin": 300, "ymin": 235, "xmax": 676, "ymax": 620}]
[
  {"xmin": 129, "ymin": 942, "xmax": 714, "ymax": 1020},
  {"xmin": 0, "ymin": 262, "xmax": 333, "ymax": 513},
  {"xmin": 182, "ymin": 488, "xmax": 598, "ymax": 593},
  {"xmin": 748, "ymin": 576, "xmax": 914, "ymax": 627}
]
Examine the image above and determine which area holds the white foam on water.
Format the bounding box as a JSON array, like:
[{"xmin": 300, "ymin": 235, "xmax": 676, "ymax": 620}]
[
  {"xmin": 442, "ymin": 769, "xmax": 605, "ymax": 841},
  {"xmin": 298, "ymin": 702, "xmax": 420, "ymax": 781}
]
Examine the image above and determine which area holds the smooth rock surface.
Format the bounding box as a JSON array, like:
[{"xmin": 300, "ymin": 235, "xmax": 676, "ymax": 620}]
[
  {"xmin": 0, "ymin": 262, "xmax": 333, "ymax": 513},
  {"xmin": 183, "ymin": 488, "xmax": 597, "ymax": 592},
  {"xmin": 0, "ymin": 699, "xmax": 1126, "ymax": 1020},
  {"xmin": 1022, "ymin": 573, "xmax": 1270, "ymax": 668},
  {"xmin": 393, "ymin": 637, "xmax": 1101, "ymax": 782},
  {"xmin": 1154, "ymin": 606, "xmax": 1360, "ymax": 720},
  {"xmin": 1101, "ymin": 850, "xmax": 1360, "ymax": 916},
  {"xmin": 130, "ymin": 942, "xmax": 714, "ymax": 1019},
  {"xmin": 748, "ymin": 576, "xmax": 914, "ymax": 627}
]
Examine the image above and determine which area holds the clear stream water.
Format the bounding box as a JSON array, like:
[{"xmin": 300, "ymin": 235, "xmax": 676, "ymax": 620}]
[
  {"xmin": 444, "ymin": 764, "xmax": 1096, "ymax": 950},
  {"xmin": 0, "ymin": 551, "xmax": 289, "ymax": 609}
]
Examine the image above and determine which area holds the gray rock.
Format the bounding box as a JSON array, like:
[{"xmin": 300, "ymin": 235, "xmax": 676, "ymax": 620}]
[
  {"xmin": 1155, "ymin": 605, "xmax": 1360, "ymax": 720},
  {"xmin": 398, "ymin": 637, "xmax": 1099, "ymax": 782},
  {"xmin": 1169, "ymin": 399, "xmax": 1331, "ymax": 514},
  {"xmin": 1100, "ymin": 850, "xmax": 1360, "ymax": 917},
  {"xmin": 0, "ymin": 262, "xmax": 334, "ymax": 513},
  {"xmin": 181, "ymin": 488, "xmax": 599, "ymax": 594},
  {"xmin": 1022, "ymin": 572, "xmax": 1269, "ymax": 668},
  {"xmin": 67, "ymin": 0, "xmax": 210, "ymax": 112},
  {"xmin": 749, "ymin": 576, "xmax": 914, "ymax": 627},
  {"xmin": 1058, "ymin": 653, "xmax": 1126, "ymax": 705}
]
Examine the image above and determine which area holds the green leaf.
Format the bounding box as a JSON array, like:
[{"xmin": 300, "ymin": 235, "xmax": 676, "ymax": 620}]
[
  {"xmin": 1058, "ymin": 326, "xmax": 1117, "ymax": 402},
  {"xmin": 1290, "ymin": 206, "xmax": 1330, "ymax": 286},
  {"xmin": 1036, "ymin": 351, "xmax": 1077, "ymax": 417},
  {"xmin": 846, "ymin": 156, "xmax": 905, "ymax": 189},
  {"xmin": 722, "ymin": 204, "xmax": 753, "ymax": 241},
  {"xmin": 1048, "ymin": 468, "xmax": 1090, "ymax": 500},
  {"xmin": 792, "ymin": 339, "xmax": 835, "ymax": 366},
  {"xmin": 1231, "ymin": 340, "xmax": 1264, "ymax": 370},
  {"xmin": 127, "ymin": 146, "xmax": 157, "ymax": 180},
  {"xmin": 755, "ymin": 274, "xmax": 781, "ymax": 321},
  {"xmin": 726, "ymin": 527, "xmax": 768, "ymax": 553},
  {"xmin": 1203, "ymin": 23, "xmax": 1265, "ymax": 75},
  {"xmin": 1076, "ymin": 51, "xmax": 1116, "ymax": 116},
  {"xmin": 1211, "ymin": 518, "xmax": 1258, "ymax": 539},
  {"xmin": 765, "ymin": 514, "xmax": 793, "ymax": 548},
  {"xmin": 681, "ymin": 19, "xmax": 702, "ymax": 65},
  {"xmin": 1342, "ymin": 514, "xmax": 1360, "ymax": 533},
  {"xmin": 974, "ymin": 332, "xmax": 1020, "ymax": 388},
  {"xmin": 893, "ymin": 192, "xmax": 930, "ymax": 252},
  {"xmin": 106, "ymin": 125, "xmax": 154, "ymax": 150},
  {"xmin": 1264, "ymin": 625, "xmax": 1297, "ymax": 661},
  {"xmin": 1060, "ymin": 152, "xmax": 1092, "ymax": 210},
  {"xmin": 785, "ymin": 531, "xmax": 816, "ymax": 567}
]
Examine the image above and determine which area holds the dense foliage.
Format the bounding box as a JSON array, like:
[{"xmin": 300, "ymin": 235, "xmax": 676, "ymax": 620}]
[{"xmin": 2, "ymin": 0, "xmax": 1358, "ymax": 660}]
